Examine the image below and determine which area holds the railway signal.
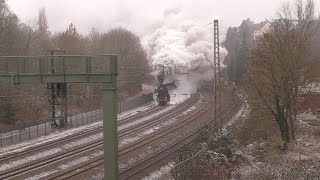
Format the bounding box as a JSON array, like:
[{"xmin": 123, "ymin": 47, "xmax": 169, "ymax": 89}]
[
  {"xmin": 47, "ymin": 50, "xmax": 68, "ymax": 128},
  {"xmin": 0, "ymin": 54, "xmax": 119, "ymax": 180}
]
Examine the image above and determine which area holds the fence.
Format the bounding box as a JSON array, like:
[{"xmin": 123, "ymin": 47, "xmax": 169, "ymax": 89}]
[{"xmin": 0, "ymin": 92, "xmax": 154, "ymax": 148}]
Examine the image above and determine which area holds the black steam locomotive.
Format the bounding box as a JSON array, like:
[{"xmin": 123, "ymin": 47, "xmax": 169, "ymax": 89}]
[
  {"xmin": 155, "ymin": 84, "xmax": 170, "ymax": 106},
  {"xmin": 154, "ymin": 66, "xmax": 177, "ymax": 106}
]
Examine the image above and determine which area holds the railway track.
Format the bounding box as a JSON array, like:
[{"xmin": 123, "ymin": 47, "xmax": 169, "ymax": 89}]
[
  {"xmin": 53, "ymin": 88, "xmax": 241, "ymax": 180},
  {"xmin": 0, "ymin": 93, "xmax": 201, "ymax": 180},
  {"xmin": 0, "ymin": 103, "xmax": 160, "ymax": 163},
  {"xmin": 44, "ymin": 90, "xmax": 214, "ymax": 180},
  {"xmin": 119, "ymin": 88, "xmax": 241, "ymax": 180}
]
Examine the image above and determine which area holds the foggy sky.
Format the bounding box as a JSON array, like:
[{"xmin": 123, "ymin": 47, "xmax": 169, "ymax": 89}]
[{"xmin": 7, "ymin": 0, "xmax": 283, "ymax": 36}]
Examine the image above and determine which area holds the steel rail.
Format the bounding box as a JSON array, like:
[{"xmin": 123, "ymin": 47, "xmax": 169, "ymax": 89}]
[
  {"xmin": 119, "ymin": 89, "xmax": 241, "ymax": 179},
  {"xmin": 0, "ymin": 103, "xmax": 158, "ymax": 162},
  {"xmin": 45, "ymin": 90, "xmax": 213, "ymax": 180},
  {"xmin": 0, "ymin": 94, "xmax": 200, "ymax": 179},
  {"xmin": 52, "ymin": 88, "xmax": 240, "ymax": 180}
]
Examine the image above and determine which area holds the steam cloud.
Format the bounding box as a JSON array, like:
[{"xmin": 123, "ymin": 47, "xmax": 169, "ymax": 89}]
[{"xmin": 143, "ymin": 8, "xmax": 227, "ymax": 104}]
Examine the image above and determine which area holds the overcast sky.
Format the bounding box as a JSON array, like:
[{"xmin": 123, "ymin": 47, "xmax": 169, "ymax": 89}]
[{"xmin": 7, "ymin": 0, "xmax": 287, "ymax": 36}]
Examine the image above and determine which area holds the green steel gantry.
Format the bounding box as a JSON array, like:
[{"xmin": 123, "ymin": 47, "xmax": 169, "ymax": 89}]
[{"xmin": 0, "ymin": 54, "xmax": 119, "ymax": 180}]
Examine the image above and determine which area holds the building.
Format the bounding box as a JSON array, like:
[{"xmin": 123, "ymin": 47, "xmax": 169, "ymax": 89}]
[{"xmin": 253, "ymin": 21, "xmax": 271, "ymax": 41}]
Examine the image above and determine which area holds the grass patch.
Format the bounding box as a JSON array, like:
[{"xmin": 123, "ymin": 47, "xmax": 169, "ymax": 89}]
[{"xmin": 305, "ymin": 120, "xmax": 320, "ymax": 126}]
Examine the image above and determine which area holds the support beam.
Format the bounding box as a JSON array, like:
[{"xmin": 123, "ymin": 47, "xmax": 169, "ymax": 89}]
[
  {"xmin": 0, "ymin": 55, "xmax": 115, "ymax": 84},
  {"xmin": 103, "ymin": 56, "xmax": 118, "ymax": 180}
]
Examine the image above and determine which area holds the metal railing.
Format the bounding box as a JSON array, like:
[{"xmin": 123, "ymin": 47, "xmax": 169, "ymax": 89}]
[{"xmin": 0, "ymin": 92, "xmax": 154, "ymax": 148}]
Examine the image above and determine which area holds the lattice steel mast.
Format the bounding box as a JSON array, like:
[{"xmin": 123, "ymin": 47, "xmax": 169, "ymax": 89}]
[
  {"xmin": 213, "ymin": 20, "xmax": 222, "ymax": 123},
  {"xmin": 47, "ymin": 50, "xmax": 68, "ymax": 128}
]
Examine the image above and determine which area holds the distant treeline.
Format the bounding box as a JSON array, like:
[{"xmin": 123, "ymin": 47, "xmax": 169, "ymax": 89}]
[{"xmin": 0, "ymin": 0, "xmax": 150, "ymax": 125}]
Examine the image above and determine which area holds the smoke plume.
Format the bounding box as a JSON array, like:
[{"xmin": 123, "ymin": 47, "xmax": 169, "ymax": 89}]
[{"xmin": 143, "ymin": 8, "xmax": 227, "ymax": 104}]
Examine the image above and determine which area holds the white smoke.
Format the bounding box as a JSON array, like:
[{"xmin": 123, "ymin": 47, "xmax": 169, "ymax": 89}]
[{"xmin": 143, "ymin": 8, "xmax": 227, "ymax": 104}]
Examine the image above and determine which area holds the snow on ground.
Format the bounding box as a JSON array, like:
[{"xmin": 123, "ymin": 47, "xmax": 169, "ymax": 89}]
[
  {"xmin": 0, "ymin": 148, "xmax": 61, "ymax": 172},
  {"xmin": 118, "ymin": 116, "xmax": 180, "ymax": 168},
  {"xmin": 119, "ymin": 135, "xmax": 142, "ymax": 148},
  {"xmin": 0, "ymin": 122, "xmax": 102, "ymax": 158},
  {"xmin": 224, "ymin": 93, "xmax": 249, "ymax": 129},
  {"xmin": 24, "ymin": 151, "xmax": 104, "ymax": 180},
  {"xmin": 119, "ymin": 93, "xmax": 204, "ymax": 168},
  {"xmin": 160, "ymin": 117, "xmax": 177, "ymax": 127},
  {"xmin": 118, "ymin": 117, "xmax": 177, "ymax": 147},
  {"xmin": 141, "ymin": 162, "xmax": 175, "ymax": 180},
  {"xmin": 138, "ymin": 92, "xmax": 246, "ymax": 180},
  {"xmin": 0, "ymin": 102, "xmax": 156, "ymax": 158},
  {"xmin": 0, "ymin": 102, "xmax": 173, "ymax": 172},
  {"xmin": 118, "ymin": 105, "xmax": 176, "ymax": 131},
  {"xmin": 0, "ymin": 130, "xmax": 104, "ymax": 173},
  {"xmin": 25, "ymin": 170, "xmax": 58, "ymax": 180},
  {"xmin": 87, "ymin": 173, "xmax": 104, "ymax": 180},
  {"xmin": 117, "ymin": 102, "xmax": 157, "ymax": 119},
  {"xmin": 179, "ymin": 94, "xmax": 203, "ymax": 116},
  {"xmin": 297, "ymin": 112, "xmax": 317, "ymax": 120},
  {"xmin": 0, "ymin": 94, "xmax": 199, "ymax": 178},
  {"xmin": 59, "ymin": 157, "xmax": 89, "ymax": 170},
  {"xmin": 62, "ymin": 133, "xmax": 103, "ymax": 149}
]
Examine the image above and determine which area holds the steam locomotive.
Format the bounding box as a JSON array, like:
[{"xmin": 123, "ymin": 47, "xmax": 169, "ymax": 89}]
[
  {"xmin": 155, "ymin": 66, "xmax": 177, "ymax": 106},
  {"xmin": 155, "ymin": 84, "xmax": 170, "ymax": 106}
]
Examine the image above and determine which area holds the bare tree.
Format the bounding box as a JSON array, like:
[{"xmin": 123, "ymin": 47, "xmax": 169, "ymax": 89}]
[
  {"xmin": 87, "ymin": 27, "xmax": 101, "ymax": 54},
  {"xmin": 36, "ymin": 7, "xmax": 51, "ymax": 54},
  {"xmin": 57, "ymin": 23, "xmax": 84, "ymax": 54},
  {"xmin": 0, "ymin": 0, "xmax": 19, "ymax": 55},
  {"xmin": 245, "ymin": 0, "xmax": 319, "ymax": 149},
  {"xmin": 98, "ymin": 27, "xmax": 150, "ymax": 89}
]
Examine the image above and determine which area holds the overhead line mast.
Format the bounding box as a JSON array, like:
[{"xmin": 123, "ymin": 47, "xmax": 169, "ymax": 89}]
[{"xmin": 213, "ymin": 20, "xmax": 222, "ymax": 124}]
